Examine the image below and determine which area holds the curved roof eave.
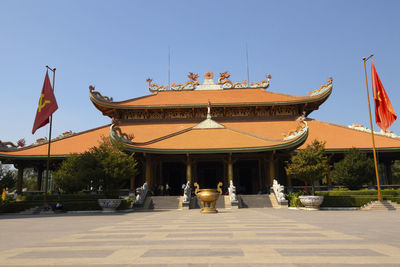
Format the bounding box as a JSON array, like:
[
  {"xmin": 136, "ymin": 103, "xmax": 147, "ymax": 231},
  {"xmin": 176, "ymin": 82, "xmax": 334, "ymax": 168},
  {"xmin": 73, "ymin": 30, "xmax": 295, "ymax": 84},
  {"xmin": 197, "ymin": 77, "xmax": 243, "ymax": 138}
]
[
  {"xmin": 89, "ymin": 85, "xmax": 332, "ymax": 111},
  {"xmin": 110, "ymin": 124, "xmax": 309, "ymax": 155}
]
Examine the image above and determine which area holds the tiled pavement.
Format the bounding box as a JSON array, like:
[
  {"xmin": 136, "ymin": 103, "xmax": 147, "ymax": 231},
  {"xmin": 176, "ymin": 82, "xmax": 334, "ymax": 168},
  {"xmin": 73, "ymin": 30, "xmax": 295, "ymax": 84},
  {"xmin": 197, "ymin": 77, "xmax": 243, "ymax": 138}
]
[{"xmin": 1, "ymin": 209, "xmax": 400, "ymax": 266}]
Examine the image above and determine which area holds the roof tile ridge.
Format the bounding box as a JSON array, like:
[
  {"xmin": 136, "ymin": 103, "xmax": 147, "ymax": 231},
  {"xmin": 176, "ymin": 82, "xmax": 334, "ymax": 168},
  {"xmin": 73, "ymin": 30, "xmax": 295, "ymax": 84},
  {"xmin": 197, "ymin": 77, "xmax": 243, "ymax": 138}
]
[
  {"xmin": 266, "ymin": 90, "xmax": 309, "ymax": 99},
  {"xmin": 130, "ymin": 127, "xmax": 194, "ymax": 146},
  {"xmin": 19, "ymin": 124, "xmax": 111, "ymax": 151},
  {"xmin": 222, "ymin": 124, "xmax": 292, "ymax": 143},
  {"xmin": 310, "ymin": 119, "xmax": 400, "ymax": 141},
  {"xmin": 112, "ymin": 93, "xmax": 160, "ymax": 104}
]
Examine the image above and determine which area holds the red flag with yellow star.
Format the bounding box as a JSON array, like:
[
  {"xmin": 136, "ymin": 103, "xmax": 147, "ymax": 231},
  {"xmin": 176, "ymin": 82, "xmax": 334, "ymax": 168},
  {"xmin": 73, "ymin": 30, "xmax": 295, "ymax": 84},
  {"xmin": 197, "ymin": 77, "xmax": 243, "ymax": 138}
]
[
  {"xmin": 32, "ymin": 71, "xmax": 58, "ymax": 134},
  {"xmin": 372, "ymin": 60, "xmax": 397, "ymax": 132}
]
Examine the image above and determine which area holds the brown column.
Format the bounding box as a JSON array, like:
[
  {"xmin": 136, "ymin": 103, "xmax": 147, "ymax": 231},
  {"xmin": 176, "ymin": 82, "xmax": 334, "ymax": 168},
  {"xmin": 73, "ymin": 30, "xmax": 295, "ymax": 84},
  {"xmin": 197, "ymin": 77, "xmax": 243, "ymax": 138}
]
[
  {"xmin": 268, "ymin": 152, "xmax": 275, "ymax": 186},
  {"xmin": 384, "ymin": 160, "xmax": 393, "ymax": 185},
  {"xmin": 37, "ymin": 166, "xmax": 43, "ymax": 191},
  {"xmin": 16, "ymin": 164, "xmax": 24, "ymax": 194},
  {"xmin": 130, "ymin": 177, "xmax": 135, "ymax": 190},
  {"xmin": 145, "ymin": 154, "xmax": 152, "ymax": 187},
  {"xmin": 186, "ymin": 154, "xmax": 192, "ymax": 183},
  {"xmin": 228, "ymin": 153, "xmax": 233, "ymax": 182}
]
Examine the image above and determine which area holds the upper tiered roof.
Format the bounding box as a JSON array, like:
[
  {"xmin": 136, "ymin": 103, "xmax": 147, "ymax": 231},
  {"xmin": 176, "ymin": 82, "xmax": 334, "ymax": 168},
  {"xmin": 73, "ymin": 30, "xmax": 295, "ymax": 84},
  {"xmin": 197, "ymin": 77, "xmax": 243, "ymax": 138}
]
[{"xmin": 89, "ymin": 72, "xmax": 333, "ymax": 118}]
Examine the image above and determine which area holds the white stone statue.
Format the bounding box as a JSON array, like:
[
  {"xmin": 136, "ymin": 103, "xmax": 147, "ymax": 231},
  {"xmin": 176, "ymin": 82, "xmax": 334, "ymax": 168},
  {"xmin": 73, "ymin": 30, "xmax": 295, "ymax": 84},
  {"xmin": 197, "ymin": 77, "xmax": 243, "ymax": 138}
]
[
  {"xmin": 183, "ymin": 181, "xmax": 191, "ymax": 204},
  {"xmin": 228, "ymin": 180, "xmax": 238, "ymax": 204},
  {"xmin": 272, "ymin": 179, "xmax": 286, "ymax": 204},
  {"xmin": 135, "ymin": 182, "xmax": 148, "ymax": 205}
]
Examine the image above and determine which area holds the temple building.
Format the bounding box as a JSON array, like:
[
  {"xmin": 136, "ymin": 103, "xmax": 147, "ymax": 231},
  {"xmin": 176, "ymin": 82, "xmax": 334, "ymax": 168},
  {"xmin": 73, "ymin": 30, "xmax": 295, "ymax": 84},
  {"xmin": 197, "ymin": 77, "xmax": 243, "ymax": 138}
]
[{"xmin": 1, "ymin": 71, "xmax": 400, "ymax": 195}]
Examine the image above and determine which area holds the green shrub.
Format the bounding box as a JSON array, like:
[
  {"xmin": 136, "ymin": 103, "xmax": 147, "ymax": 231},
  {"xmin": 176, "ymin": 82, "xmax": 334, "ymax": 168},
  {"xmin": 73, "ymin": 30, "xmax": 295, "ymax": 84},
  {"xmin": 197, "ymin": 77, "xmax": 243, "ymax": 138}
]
[
  {"xmin": 61, "ymin": 200, "xmax": 101, "ymax": 211},
  {"xmin": 286, "ymin": 191, "xmax": 305, "ymax": 207},
  {"xmin": 316, "ymin": 188, "xmax": 400, "ymax": 197},
  {"xmin": 286, "ymin": 140, "xmax": 329, "ymax": 195},
  {"xmin": 330, "ymin": 148, "xmax": 374, "ymax": 190},
  {"xmin": 117, "ymin": 198, "xmax": 134, "ymax": 210},
  {"xmin": 0, "ymin": 201, "xmax": 43, "ymax": 213},
  {"xmin": 53, "ymin": 137, "xmax": 138, "ymax": 194},
  {"xmin": 319, "ymin": 196, "xmax": 378, "ymax": 207}
]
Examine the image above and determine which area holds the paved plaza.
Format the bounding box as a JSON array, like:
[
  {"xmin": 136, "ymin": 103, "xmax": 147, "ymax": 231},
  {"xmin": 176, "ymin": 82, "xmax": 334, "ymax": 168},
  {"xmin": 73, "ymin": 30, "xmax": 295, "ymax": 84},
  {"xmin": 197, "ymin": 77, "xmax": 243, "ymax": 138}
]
[{"xmin": 0, "ymin": 208, "xmax": 400, "ymax": 266}]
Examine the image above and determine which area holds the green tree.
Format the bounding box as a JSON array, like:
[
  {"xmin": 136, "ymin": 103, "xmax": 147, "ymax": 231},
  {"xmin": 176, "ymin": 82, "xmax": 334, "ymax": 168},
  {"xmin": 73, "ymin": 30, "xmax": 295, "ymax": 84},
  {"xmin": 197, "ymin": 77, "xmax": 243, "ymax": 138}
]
[
  {"xmin": 330, "ymin": 148, "xmax": 374, "ymax": 190},
  {"xmin": 286, "ymin": 140, "xmax": 329, "ymax": 195},
  {"xmin": 0, "ymin": 163, "xmax": 16, "ymax": 190},
  {"xmin": 392, "ymin": 160, "xmax": 400, "ymax": 184},
  {"xmin": 53, "ymin": 137, "xmax": 138, "ymax": 195}
]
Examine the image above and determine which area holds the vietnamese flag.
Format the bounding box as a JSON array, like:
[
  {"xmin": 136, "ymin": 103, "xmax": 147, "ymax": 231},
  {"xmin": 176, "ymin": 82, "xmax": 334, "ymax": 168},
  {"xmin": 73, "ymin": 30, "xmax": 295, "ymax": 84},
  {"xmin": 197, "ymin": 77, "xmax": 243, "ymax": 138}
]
[
  {"xmin": 371, "ymin": 60, "xmax": 397, "ymax": 132},
  {"xmin": 32, "ymin": 71, "xmax": 58, "ymax": 134}
]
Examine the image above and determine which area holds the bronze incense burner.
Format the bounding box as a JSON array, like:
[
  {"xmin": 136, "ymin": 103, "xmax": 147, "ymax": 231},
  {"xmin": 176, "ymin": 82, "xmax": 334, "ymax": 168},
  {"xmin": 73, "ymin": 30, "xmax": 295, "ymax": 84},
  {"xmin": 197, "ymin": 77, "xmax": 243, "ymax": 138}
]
[{"xmin": 194, "ymin": 182, "xmax": 223, "ymax": 213}]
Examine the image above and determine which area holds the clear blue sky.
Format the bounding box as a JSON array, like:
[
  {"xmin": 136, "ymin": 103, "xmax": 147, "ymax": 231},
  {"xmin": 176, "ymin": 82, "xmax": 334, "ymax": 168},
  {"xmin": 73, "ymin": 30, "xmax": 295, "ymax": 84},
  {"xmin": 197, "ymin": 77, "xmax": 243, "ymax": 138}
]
[{"xmin": 1, "ymin": 0, "xmax": 399, "ymax": 146}]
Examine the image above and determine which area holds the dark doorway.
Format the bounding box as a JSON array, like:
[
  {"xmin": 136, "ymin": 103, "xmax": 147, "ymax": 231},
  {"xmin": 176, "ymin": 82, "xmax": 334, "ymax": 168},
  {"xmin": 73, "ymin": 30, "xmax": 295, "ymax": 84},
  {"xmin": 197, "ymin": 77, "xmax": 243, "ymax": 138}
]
[
  {"xmin": 161, "ymin": 162, "xmax": 186, "ymax": 195},
  {"xmin": 196, "ymin": 161, "xmax": 224, "ymax": 188},
  {"xmin": 234, "ymin": 160, "xmax": 259, "ymax": 194}
]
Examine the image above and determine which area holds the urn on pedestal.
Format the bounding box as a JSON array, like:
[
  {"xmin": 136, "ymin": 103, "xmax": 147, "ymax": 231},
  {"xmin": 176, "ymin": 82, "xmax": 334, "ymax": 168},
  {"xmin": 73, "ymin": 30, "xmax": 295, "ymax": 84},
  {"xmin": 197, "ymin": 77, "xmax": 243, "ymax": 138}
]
[{"xmin": 194, "ymin": 182, "xmax": 223, "ymax": 213}]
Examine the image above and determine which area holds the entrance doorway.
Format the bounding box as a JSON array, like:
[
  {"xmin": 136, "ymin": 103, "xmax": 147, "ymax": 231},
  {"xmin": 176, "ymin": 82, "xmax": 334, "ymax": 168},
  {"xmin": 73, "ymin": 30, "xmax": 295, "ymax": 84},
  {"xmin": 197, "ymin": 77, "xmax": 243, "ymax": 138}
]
[
  {"xmin": 234, "ymin": 160, "xmax": 259, "ymax": 194},
  {"xmin": 161, "ymin": 162, "xmax": 186, "ymax": 195},
  {"xmin": 196, "ymin": 161, "xmax": 223, "ymax": 188}
]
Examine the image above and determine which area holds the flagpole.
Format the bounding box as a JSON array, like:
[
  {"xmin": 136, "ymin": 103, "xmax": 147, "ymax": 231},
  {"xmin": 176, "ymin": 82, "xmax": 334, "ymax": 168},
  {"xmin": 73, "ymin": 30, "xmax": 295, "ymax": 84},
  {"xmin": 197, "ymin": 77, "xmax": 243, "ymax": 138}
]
[
  {"xmin": 43, "ymin": 65, "xmax": 56, "ymax": 206},
  {"xmin": 362, "ymin": 54, "xmax": 382, "ymax": 201}
]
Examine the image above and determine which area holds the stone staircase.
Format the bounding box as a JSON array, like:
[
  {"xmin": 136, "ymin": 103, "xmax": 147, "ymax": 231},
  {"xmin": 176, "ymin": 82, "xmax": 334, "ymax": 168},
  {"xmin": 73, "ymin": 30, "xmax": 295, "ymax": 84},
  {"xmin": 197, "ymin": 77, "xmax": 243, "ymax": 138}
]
[
  {"xmin": 268, "ymin": 193, "xmax": 287, "ymax": 209},
  {"xmin": 361, "ymin": 200, "xmax": 400, "ymax": 211},
  {"xmin": 238, "ymin": 194, "xmax": 272, "ymax": 208},
  {"xmin": 148, "ymin": 196, "xmax": 181, "ymax": 209}
]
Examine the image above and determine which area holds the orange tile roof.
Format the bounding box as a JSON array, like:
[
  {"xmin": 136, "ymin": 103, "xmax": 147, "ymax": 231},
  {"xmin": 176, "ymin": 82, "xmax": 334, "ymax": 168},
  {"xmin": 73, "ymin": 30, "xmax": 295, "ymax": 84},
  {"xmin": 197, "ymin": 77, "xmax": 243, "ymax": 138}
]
[
  {"xmin": 117, "ymin": 119, "xmax": 307, "ymax": 152},
  {"xmin": 2, "ymin": 118, "xmax": 400, "ymax": 159},
  {"xmin": 300, "ymin": 120, "xmax": 400, "ymax": 150},
  {"xmin": 0, "ymin": 125, "xmax": 110, "ymax": 158},
  {"xmin": 116, "ymin": 89, "xmax": 308, "ymax": 107},
  {"xmin": 116, "ymin": 122, "xmax": 197, "ymax": 143}
]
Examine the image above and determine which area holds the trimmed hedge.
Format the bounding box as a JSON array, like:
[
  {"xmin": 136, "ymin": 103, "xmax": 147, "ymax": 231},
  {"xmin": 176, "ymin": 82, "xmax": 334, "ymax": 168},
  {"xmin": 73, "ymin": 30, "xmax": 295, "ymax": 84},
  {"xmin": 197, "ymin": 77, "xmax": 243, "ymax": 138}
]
[
  {"xmin": 284, "ymin": 189, "xmax": 400, "ymax": 208},
  {"xmin": 0, "ymin": 194, "xmax": 134, "ymax": 213},
  {"xmin": 0, "ymin": 201, "xmax": 43, "ymax": 213},
  {"xmin": 24, "ymin": 194, "xmax": 112, "ymax": 202},
  {"xmin": 319, "ymin": 196, "xmax": 378, "ymax": 207},
  {"xmin": 316, "ymin": 188, "xmax": 400, "ymax": 197}
]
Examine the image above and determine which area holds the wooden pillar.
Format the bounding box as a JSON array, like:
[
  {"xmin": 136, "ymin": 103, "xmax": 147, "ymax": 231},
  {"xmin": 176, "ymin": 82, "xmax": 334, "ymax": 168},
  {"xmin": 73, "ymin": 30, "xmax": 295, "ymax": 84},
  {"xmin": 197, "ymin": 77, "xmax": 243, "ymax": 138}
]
[
  {"xmin": 384, "ymin": 160, "xmax": 393, "ymax": 185},
  {"xmin": 268, "ymin": 152, "xmax": 275, "ymax": 186},
  {"xmin": 16, "ymin": 164, "xmax": 24, "ymax": 194},
  {"xmin": 37, "ymin": 166, "xmax": 43, "ymax": 191},
  {"xmin": 145, "ymin": 154, "xmax": 152, "ymax": 187},
  {"xmin": 130, "ymin": 176, "xmax": 135, "ymax": 190},
  {"xmin": 228, "ymin": 153, "xmax": 233, "ymax": 182},
  {"xmin": 186, "ymin": 154, "xmax": 192, "ymax": 183}
]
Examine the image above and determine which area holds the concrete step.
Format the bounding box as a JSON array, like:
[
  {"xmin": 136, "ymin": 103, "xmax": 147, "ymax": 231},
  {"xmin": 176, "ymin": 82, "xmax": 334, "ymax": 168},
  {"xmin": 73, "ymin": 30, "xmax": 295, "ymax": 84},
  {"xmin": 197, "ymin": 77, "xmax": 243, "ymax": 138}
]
[
  {"xmin": 238, "ymin": 194, "xmax": 272, "ymax": 208},
  {"xmin": 148, "ymin": 196, "xmax": 181, "ymax": 209},
  {"xmin": 268, "ymin": 193, "xmax": 287, "ymax": 209},
  {"xmin": 361, "ymin": 200, "xmax": 399, "ymax": 211}
]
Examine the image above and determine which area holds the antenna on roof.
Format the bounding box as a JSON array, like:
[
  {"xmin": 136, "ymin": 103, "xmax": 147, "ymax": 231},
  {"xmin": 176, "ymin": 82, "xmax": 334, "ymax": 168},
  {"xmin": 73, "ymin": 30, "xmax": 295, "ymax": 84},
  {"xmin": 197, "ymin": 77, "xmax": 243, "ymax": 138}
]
[
  {"xmin": 246, "ymin": 43, "xmax": 250, "ymax": 85},
  {"xmin": 168, "ymin": 46, "xmax": 171, "ymax": 89}
]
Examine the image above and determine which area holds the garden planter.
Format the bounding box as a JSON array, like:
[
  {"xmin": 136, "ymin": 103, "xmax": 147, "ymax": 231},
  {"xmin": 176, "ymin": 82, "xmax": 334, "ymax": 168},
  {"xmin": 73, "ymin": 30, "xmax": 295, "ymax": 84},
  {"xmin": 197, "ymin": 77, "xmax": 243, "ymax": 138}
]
[
  {"xmin": 98, "ymin": 199, "xmax": 121, "ymax": 212},
  {"xmin": 299, "ymin": 195, "xmax": 324, "ymax": 210}
]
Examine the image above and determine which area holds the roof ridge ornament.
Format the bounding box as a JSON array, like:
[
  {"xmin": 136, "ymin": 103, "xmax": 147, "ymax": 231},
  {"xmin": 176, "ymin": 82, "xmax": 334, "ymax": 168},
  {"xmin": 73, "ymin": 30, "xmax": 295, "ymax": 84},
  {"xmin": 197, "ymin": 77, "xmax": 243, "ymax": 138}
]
[
  {"xmin": 0, "ymin": 139, "xmax": 25, "ymax": 151},
  {"xmin": 193, "ymin": 100, "xmax": 225, "ymax": 129},
  {"xmin": 171, "ymin": 72, "xmax": 199, "ymax": 90},
  {"xmin": 207, "ymin": 99, "xmax": 211, "ymax": 119},
  {"xmin": 283, "ymin": 113, "xmax": 308, "ymax": 141},
  {"xmin": 146, "ymin": 78, "xmax": 168, "ymax": 93},
  {"xmin": 89, "ymin": 85, "xmax": 114, "ymax": 102},
  {"xmin": 309, "ymin": 77, "xmax": 333, "ymax": 96},
  {"xmin": 218, "ymin": 72, "xmax": 271, "ymax": 89},
  {"xmin": 110, "ymin": 118, "xmax": 135, "ymax": 144}
]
